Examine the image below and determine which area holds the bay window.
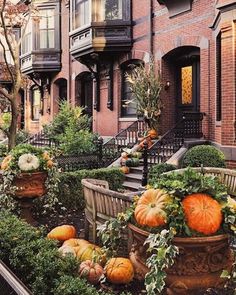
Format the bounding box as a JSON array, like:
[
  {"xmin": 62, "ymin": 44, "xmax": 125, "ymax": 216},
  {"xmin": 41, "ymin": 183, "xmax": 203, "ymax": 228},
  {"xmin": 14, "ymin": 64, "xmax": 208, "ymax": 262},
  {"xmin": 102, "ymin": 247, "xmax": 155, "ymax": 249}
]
[{"xmin": 39, "ymin": 9, "xmax": 55, "ymax": 49}]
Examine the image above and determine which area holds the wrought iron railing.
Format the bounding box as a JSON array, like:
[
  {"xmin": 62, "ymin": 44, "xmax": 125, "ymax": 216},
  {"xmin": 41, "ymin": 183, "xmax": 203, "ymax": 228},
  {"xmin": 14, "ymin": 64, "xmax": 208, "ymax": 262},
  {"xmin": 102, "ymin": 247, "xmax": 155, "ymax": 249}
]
[
  {"xmin": 102, "ymin": 119, "xmax": 148, "ymax": 165},
  {"xmin": 0, "ymin": 260, "xmax": 32, "ymax": 295},
  {"xmin": 141, "ymin": 112, "xmax": 204, "ymax": 185},
  {"xmin": 26, "ymin": 130, "xmax": 58, "ymax": 148}
]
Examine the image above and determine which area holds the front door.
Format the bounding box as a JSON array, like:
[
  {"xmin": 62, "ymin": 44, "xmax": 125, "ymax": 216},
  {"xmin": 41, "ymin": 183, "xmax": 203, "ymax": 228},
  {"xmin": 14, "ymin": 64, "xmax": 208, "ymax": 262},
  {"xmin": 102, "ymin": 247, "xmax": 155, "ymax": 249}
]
[{"xmin": 176, "ymin": 57, "xmax": 200, "ymax": 121}]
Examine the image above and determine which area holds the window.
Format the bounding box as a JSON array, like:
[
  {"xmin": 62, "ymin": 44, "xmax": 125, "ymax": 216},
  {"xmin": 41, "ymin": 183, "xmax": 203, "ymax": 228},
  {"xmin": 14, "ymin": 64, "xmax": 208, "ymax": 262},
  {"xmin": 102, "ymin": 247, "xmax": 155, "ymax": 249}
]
[
  {"xmin": 121, "ymin": 61, "xmax": 142, "ymax": 117},
  {"xmin": 31, "ymin": 88, "xmax": 41, "ymax": 120},
  {"xmin": 94, "ymin": 0, "xmax": 123, "ymax": 22},
  {"xmin": 181, "ymin": 66, "xmax": 193, "ymax": 105},
  {"xmin": 216, "ymin": 32, "xmax": 221, "ymax": 121},
  {"xmin": 72, "ymin": 0, "xmax": 90, "ymax": 30},
  {"xmin": 22, "ymin": 19, "xmax": 32, "ymax": 54},
  {"xmin": 39, "ymin": 9, "xmax": 55, "ymax": 49}
]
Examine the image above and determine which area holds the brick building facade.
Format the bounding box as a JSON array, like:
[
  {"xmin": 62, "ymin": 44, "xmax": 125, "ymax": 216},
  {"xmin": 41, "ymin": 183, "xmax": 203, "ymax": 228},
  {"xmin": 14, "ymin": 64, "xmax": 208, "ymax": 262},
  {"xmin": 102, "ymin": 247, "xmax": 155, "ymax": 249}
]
[{"xmin": 20, "ymin": 0, "xmax": 236, "ymax": 164}]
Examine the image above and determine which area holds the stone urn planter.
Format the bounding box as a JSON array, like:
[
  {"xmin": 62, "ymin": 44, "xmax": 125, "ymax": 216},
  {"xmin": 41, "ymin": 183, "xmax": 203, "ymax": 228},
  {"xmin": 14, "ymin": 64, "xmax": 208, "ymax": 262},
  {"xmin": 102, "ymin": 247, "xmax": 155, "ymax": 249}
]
[
  {"xmin": 128, "ymin": 223, "xmax": 234, "ymax": 295},
  {"xmin": 12, "ymin": 172, "xmax": 48, "ymax": 225}
]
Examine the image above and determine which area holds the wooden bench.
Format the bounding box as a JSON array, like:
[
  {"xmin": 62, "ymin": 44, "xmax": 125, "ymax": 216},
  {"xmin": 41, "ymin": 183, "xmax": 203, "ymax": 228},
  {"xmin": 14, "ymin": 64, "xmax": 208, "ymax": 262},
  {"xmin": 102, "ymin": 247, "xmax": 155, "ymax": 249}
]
[{"xmin": 81, "ymin": 178, "xmax": 136, "ymax": 244}]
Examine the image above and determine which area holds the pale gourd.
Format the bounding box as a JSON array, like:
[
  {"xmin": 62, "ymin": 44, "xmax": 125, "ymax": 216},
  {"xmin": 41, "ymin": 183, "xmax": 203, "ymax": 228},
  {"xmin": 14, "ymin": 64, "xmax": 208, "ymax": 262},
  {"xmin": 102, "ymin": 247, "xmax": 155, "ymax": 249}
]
[{"xmin": 18, "ymin": 153, "xmax": 40, "ymax": 171}]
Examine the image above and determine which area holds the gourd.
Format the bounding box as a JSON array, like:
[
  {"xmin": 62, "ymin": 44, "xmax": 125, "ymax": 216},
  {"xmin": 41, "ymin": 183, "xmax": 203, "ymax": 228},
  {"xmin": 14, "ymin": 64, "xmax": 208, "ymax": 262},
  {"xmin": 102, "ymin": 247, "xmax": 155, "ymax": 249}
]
[
  {"xmin": 120, "ymin": 166, "xmax": 130, "ymax": 174},
  {"xmin": 79, "ymin": 260, "xmax": 104, "ymax": 284},
  {"xmin": 58, "ymin": 245, "xmax": 76, "ymax": 257},
  {"xmin": 182, "ymin": 193, "xmax": 223, "ymax": 235},
  {"xmin": 18, "ymin": 153, "xmax": 40, "ymax": 171},
  {"xmin": 1, "ymin": 155, "xmax": 12, "ymax": 170},
  {"xmin": 134, "ymin": 188, "xmax": 171, "ymax": 227},
  {"xmin": 77, "ymin": 244, "xmax": 106, "ymax": 266},
  {"xmin": 104, "ymin": 257, "xmax": 134, "ymax": 284},
  {"xmin": 47, "ymin": 225, "xmax": 76, "ymax": 241},
  {"xmin": 63, "ymin": 238, "xmax": 90, "ymax": 254},
  {"xmin": 147, "ymin": 129, "xmax": 158, "ymax": 139},
  {"xmin": 126, "ymin": 158, "xmax": 140, "ymax": 167},
  {"xmin": 130, "ymin": 151, "xmax": 142, "ymax": 159}
]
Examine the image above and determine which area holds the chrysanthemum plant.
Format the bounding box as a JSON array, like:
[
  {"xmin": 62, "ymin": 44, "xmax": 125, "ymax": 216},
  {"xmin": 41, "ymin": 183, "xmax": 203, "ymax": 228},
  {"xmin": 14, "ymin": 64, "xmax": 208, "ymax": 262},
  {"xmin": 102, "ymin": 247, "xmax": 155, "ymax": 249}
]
[
  {"xmin": 98, "ymin": 168, "xmax": 236, "ymax": 295},
  {"xmin": 0, "ymin": 143, "xmax": 59, "ymax": 212}
]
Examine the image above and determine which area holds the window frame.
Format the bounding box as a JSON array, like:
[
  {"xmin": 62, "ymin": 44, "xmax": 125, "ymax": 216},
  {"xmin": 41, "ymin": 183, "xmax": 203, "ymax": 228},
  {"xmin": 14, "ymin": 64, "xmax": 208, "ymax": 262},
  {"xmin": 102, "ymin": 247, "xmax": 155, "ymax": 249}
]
[{"xmin": 31, "ymin": 87, "xmax": 42, "ymax": 121}]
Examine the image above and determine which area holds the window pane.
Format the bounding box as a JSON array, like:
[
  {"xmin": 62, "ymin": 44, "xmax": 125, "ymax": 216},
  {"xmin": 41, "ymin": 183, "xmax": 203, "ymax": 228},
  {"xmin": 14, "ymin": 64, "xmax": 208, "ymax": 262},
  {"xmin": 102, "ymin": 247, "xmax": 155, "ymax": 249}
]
[
  {"xmin": 39, "ymin": 9, "xmax": 55, "ymax": 49},
  {"xmin": 32, "ymin": 89, "xmax": 41, "ymax": 121},
  {"xmin": 181, "ymin": 66, "xmax": 192, "ymax": 105},
  {"xmin": 73, "ymin": 0, "xmax": 89, "ymax": 29},
  {"xmin": 121, "ymin": 67, "xmax": 137, "ymax": 117},
  {"xmin": 104, "ymin": 0, "xmax": 122, "ymax": 20}
]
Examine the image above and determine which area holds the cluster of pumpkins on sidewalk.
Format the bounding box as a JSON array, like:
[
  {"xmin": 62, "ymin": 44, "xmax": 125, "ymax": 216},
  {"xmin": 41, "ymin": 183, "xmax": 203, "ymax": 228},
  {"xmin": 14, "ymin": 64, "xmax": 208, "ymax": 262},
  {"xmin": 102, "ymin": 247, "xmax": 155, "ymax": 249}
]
[{"xmin": 47, "ymin": 224, "xmax": 134, "ymax": 286}]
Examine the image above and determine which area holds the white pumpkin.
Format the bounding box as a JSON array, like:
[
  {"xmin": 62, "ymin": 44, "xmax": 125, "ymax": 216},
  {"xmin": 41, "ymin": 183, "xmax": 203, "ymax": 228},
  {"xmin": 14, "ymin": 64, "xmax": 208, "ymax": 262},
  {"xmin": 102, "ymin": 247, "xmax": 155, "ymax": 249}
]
[{"xmin": 18, "ymin": 153, "xmax": 40, "ymax": 171}]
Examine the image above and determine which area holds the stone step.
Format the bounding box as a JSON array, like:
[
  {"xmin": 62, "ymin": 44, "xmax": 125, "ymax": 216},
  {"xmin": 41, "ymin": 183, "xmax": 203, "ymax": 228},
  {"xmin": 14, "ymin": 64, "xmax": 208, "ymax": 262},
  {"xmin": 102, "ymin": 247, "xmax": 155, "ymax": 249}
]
[
  {"xmin": 123, "ymin": 180, "xmax": 142, "ymax": 191},
  {"xmin": 126, "ymin": 173, "xmax": 142, "ymax": 181}
]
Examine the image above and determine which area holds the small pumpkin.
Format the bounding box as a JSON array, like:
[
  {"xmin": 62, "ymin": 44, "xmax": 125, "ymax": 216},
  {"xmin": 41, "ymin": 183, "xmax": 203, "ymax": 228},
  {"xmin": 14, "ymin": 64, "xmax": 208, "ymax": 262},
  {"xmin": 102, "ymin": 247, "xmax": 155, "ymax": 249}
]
[
  {"xmin": 42, "ymin": 151, "xmax": 51, "ymax": 161},
  {"xmin": 138, "ymin": 137, "xmax": 153, "ymax": 149},
  {"xmin": 148, "ymin": 129, "xmax": 158, "ymax": 139},
  {"xmin": 77, "ymin": 244, "xmax": 106, "ymax": 266},
  {"xmin": 120, "ymin": 166, "xmax": 130, "ymax": 174},
  {"xmin": 105, "ymin": 257, "xmax": 134, "ymax": 285},
  {"xmin": 134, "ymin": 188, "xmax": 171, "ymax": 227},
  {"xmin": 47, "ymin": 225, "xmax": 76, "ymax": 241},
  {"xmin": 1, "ymin": 155, "xmax": 12, "ymax": 170},
  {"xmin": 58, "ymin": 245, "xmax": 76, "ymax": 257},
  {"xmin": 79, "ymin": 260, "xmax": 104, "ymax": 284},
  {"xmin": 63, "ymin": 238, "xmax": 90, "ymax": 254},
  {"xmin": 18, "ymin": 153, "xmax": 40, "ymax": 171},
  {"xmin": 47, "ymin": 160, "xmax": 54, "ymax": 168},
  {"xmin": 182, "ymin": 193, "xmax": 223, "ymax": 235},
  {"xmin": 126, "ymin": 158, "xmax": 140, "ymax": 167}
]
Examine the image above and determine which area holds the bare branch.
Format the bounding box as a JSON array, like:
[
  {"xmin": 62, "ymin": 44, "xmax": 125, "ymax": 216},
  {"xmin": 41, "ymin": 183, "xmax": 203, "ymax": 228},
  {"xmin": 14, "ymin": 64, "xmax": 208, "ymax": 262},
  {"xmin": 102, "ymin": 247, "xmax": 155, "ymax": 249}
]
[
  {"xmin": 0, "ymin": 87, "xmax": 13, "ymax": 102},
  {"xmin": 0, "ymin": 38, "xmax": 15, "ymax": 83}
]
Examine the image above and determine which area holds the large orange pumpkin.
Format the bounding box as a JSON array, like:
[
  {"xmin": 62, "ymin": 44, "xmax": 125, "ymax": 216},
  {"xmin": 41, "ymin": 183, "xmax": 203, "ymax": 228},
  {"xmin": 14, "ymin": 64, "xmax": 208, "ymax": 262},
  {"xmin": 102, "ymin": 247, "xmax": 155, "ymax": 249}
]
[
  {"xmin": 47, "ymin": 225, "xmax": 76, "ymax": 241},
  {"xmin": 105, "ymin": 257, "xmax": 134, "ymax": 285},
  {"xmin": 79, "ymin": 260, "xmax": 104, "ymax": 284},
  {"xmin": 134, "ymin": 188, "xmax": 171, "ymax": 227},
  {"xmin": 77, "ymin": 244, "xmax": 106, "ymax": 266},
  {"xmin": 182, "ymin": 193, "xmax": 223, "ymax": 235}
]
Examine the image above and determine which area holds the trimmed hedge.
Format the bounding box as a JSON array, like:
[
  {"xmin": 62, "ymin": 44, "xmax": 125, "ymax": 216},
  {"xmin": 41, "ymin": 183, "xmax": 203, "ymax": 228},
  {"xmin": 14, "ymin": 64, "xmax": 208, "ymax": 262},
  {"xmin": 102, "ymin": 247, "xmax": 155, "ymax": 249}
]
[
  {"xmin": 0, "ymin": 211, "xmax": 110, "ymax": 295},
  {"xmin": 182, "ymin": 145, "xmax": 226, "ymax": 168},
  {"xmin": 57, "ymin": 167, "xmax": 125, "ymax": 210},
  {"xmin": 148, "ymin": 163, "xmax": 176, "ymax": 186}
]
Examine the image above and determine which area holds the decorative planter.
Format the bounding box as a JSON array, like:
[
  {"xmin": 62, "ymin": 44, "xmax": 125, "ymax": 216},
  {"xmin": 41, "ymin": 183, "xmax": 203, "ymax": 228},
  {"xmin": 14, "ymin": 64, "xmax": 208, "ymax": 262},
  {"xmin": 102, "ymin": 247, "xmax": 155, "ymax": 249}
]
[
  {"xmin": 12, "ymin": 172, "xmax": 48, "ymax": 225},
  {"xmin": 13, "ymin": 172, "xmax": 47, "ymax": 198},
  {"xmin": 128, "ymin": 223, "xmax": 234, "ymax": 295}
]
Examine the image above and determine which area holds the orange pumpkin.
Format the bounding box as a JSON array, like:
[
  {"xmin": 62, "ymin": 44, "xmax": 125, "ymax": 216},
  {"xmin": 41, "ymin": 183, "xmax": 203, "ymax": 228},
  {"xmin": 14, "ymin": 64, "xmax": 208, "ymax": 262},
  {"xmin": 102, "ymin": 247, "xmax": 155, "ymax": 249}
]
[
  {"xmin": 148, "ymin": 129, "xmax": 158, "ymax": 139},
  {"xmin": 77, "ymin": 244, "xmax": 106, "ymax": 266},
  {"xmin": 79, "ymin": 260, "xmax": 104, "ymax": 284},
  {"xmin": 47, "ymin": 225, "xmax": 76, "ymax": 241},
  {"xmin": 120, "ymin": 166, "xmax": 130, "ymax": 174},
  {"xmin": 105, "ymin": 257, "xmax": 134, "ymax": 284},
  {"xmin": 182, "ymin": 193, "xmax": 223, "ymax": 235},
  {"xmin": 134, "ymin": 189, "xmax": 171, "ymax": 227}
]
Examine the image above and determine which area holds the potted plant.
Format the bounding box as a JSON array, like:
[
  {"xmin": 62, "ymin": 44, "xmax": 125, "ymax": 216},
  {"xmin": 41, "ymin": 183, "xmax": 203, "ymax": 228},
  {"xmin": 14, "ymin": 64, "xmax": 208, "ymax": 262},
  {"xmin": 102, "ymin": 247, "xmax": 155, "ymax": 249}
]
[
  {"xmin": 0, "ymin": 143, "xmax": 57, "ymax": 225},
  {"xmin": 126, "ymin": 59, "xmax": 162, "ymax": 136},
  {"xmin": 99, "ymin": 168, "xmax": 236, "ymax": 295}
]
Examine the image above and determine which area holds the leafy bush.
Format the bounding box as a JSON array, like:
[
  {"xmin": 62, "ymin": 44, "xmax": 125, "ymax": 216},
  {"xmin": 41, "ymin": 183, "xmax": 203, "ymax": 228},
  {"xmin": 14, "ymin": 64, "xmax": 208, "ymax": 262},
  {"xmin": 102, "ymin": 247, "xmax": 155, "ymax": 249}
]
[
  {"xmin": 16, "ymin": 129, "xmax": 29, "ymax": 144},
  {"xmin": 0, "ymin": 143, "xmax": 7, "ymax": 157},
  {"xmin": 43, "ymin": 102, "xmax": 97, "ymax": 156},
  {"xmin": 57, "ymin": 167, "xmax": 124, "ymax": 210},
  {"xmin": 148, "ymin": 163, "xmax": 176, "ymax": 186},
  {"xmin": 182, "ymin": 145, "xmax": 226, "ymax": 168}
]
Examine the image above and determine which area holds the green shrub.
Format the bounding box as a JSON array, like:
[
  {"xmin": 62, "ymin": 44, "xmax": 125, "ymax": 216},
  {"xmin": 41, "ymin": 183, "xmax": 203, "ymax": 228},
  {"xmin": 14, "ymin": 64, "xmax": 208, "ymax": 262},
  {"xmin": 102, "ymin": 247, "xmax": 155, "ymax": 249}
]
[
  {"xmin": 57, "ymin": 167, "xmax": 124, "ymax": 210},
  {"xmin": 182, "ymin": 145, "xmax": 226, "ymax": 168},
  {"xmin": 16, "ymin": 129, "xmax": 29, "ymax": 144},
  {"xmin": 148, "ymin": 163, "xmax": 176, "ymax": 186},
  {"xmin": 0, "ymin": 143, "xmax": 7, "ymax": 157}
]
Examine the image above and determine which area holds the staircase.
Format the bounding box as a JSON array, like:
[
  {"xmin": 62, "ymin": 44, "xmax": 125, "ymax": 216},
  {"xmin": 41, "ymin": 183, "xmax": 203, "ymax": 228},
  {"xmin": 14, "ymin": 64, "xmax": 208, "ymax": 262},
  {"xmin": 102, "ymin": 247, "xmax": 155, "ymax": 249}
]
[
  {"xmin": 122, "ymin": 112, "xmax": 205, "ymax": 191},
  {"xmin": 26, "ymin": 130, "xmax": 58, "ymax": 148}
]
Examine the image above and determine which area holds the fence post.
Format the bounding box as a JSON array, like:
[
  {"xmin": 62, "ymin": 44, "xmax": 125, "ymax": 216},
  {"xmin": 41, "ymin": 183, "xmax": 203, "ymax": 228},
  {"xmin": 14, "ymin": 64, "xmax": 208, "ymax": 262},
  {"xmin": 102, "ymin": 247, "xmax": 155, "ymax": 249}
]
[
  {"xmin": 97, "ymin": 137, "xmax": 103, "ymax": 164},
  {"xmin": 141, "ymin": 140, "xmax": 148, "ymax": 187}
]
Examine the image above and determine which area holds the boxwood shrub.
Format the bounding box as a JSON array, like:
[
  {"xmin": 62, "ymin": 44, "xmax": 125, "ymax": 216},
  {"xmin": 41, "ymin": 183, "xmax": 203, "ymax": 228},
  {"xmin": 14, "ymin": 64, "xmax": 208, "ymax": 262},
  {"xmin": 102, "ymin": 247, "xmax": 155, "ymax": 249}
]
[
  {"xmin": 182, "ymin": 145, "xmax": 226, "ymax": 168},
  {"xmin": 57, "ymin": 167, "xmax": 124, "ymax": 210},
  {"xmin": 0, "ymin": 211, "xmax": 110, "ymax": 295}
]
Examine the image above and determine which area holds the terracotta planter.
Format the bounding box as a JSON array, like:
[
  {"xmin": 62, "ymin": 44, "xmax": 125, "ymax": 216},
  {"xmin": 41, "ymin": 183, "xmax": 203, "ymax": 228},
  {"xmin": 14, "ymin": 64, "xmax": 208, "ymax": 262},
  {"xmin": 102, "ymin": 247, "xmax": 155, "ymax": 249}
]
[
  {"xmin": 128, "ymin": 223, "xmax": 234, "ymax": 295},
  {"xmin": 13, "ymin": 172, "xmax": 47, "ymax": 198}
]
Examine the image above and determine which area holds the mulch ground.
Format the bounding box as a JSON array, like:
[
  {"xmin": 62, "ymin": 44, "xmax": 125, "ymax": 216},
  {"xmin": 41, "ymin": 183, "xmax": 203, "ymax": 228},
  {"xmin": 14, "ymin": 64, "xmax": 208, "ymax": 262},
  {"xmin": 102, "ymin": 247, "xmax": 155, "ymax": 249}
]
[{"xmin": 31, "ymin": 208, "xmax": 235, "ymax": 295}]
